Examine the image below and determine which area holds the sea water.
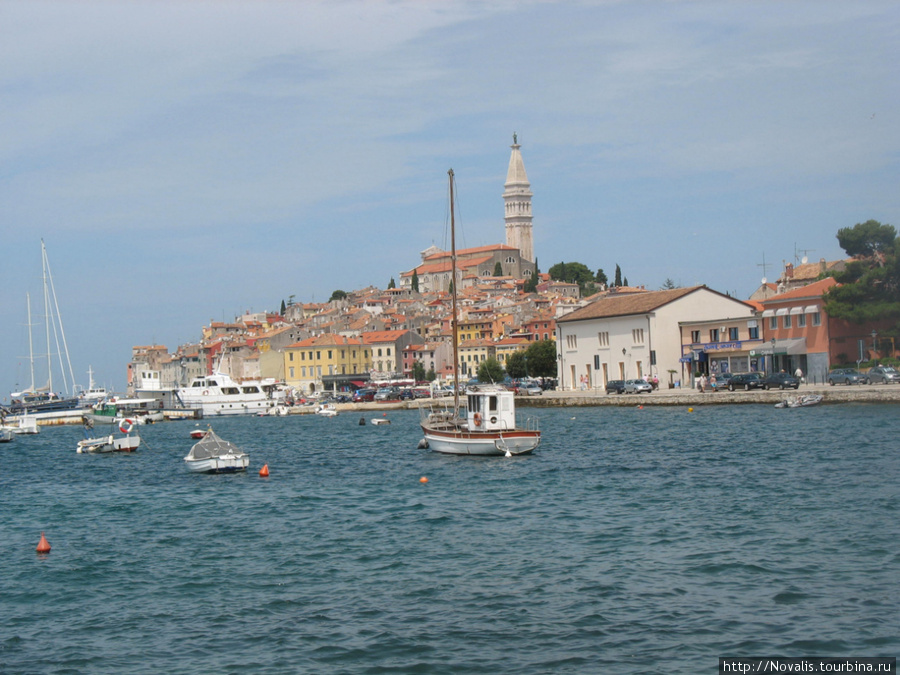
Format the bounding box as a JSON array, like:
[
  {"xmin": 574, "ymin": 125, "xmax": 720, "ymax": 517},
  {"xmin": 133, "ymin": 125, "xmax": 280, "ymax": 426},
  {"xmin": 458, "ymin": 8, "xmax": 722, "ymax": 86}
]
[{"xmin": 2, "ymin": 404, "xmax": 898, "ymax": 674}]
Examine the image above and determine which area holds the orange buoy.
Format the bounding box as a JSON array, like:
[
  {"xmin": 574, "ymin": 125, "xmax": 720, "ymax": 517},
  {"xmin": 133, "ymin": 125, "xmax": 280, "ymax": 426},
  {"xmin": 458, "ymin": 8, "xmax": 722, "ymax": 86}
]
[
  {"xmin": 419, "ymin": 476, "xmax": 429, "ymax": 484},
  {"xmin": 259, "ymin": 463, "xmax": 269, "ymax": 477},
  {"xmin": 36, "ymin": 532, "xmax": 51, "ymax": 554}
]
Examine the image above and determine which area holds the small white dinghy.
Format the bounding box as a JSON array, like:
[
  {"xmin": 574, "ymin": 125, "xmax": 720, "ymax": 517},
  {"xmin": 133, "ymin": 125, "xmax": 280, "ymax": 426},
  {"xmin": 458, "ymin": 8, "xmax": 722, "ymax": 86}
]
[
  {"xmin": 77, "ymin": 418, "xmax": 141, "ymax": 453},
  {"xmin": 184, "ymin": 427, "xmax": 249, "ymax": 474}
]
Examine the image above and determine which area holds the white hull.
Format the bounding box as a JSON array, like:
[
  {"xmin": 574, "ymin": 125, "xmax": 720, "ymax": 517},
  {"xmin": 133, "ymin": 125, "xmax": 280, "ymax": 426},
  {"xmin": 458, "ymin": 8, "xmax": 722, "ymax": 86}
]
[
  {"xmin": 0, "ymin": 428, "xmax": 14, "ymax": 443},
  {"xmin": 176, "ymin": 372, "xmax": 284, "ymax": 417},
  {"xmin": 87, "ymin": 411, "xmax": 165, "ymax": 425},
  {"xmin": 77, "ymin": 434, "xmax": 141, "ymax": 453},
  {"xmin": 185, "ymin": 454, "xmax": 249, "ymax": 473},
  {"xmin": 422, "ymin": 427, "xmax": 540, "ymax": 456}
]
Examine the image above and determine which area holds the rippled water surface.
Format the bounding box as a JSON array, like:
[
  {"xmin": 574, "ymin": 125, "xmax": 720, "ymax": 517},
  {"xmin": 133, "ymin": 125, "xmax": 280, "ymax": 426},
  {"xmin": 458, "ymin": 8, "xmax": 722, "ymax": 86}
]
[{"xmin": 2, "ymin": 404, "xmax": 898, "ymax": 674}]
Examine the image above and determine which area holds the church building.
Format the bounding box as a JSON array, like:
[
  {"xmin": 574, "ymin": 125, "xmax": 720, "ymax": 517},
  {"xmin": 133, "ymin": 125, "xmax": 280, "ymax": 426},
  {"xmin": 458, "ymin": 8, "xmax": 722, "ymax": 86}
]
[{"xmin": 400, "ymin": 135, "xmax": 537, "ymax": 293}]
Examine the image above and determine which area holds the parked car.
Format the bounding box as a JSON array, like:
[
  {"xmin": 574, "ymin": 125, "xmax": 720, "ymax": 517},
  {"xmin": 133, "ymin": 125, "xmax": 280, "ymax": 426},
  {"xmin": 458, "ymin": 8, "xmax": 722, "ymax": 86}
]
[
  {"xmin": 398, "ymin": 388, "xmax": 415, "ymax": 400},
  {"xmin": 517, "ymin": 383, "xmax": 543, "ymax": 396},
  {"xmin": 606, "ymin": 380, "xmax": 626, "ymax": 394},
  {"xmin": 352, "ymin": 388, "xmax": 376, "ymax": 402},
  {"xmin": 828, "ymin": 368, "xmax": 865, "ymax": 386},
  {"xmin": 865, "ymin": 365, "xmax": 900, "ymax": 384},
  {"xmin": 374, "ymin": 387, "xmax": 401, "ymax": 401},
  {"xmin": 624, "ymin": 379, "xmax": 652, "ymax": 394},
  {"xmin": 709, "ymin": 372, "xmax": 734, "ymax": 390},
  {"xmin": 413, "ymin": 388, "xmax": 432, "ymax": 399},
  {"xmin": 728, "ymin": 372, "xmax": 765, "ymax": 391},
  {"xmin": 763, "ymin": 372, "xmax": 800, "ymax": 390}
]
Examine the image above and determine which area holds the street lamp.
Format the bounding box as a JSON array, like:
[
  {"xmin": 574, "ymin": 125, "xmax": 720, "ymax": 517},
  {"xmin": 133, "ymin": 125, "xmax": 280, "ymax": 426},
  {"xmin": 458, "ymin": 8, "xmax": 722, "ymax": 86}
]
[
  {"xmin": 871, "ymin": 330, "xmax": 878, "ymax": 360},
  {"xmin": 770, "ymin": 338, "xmax": 776, "ymax": 374}
]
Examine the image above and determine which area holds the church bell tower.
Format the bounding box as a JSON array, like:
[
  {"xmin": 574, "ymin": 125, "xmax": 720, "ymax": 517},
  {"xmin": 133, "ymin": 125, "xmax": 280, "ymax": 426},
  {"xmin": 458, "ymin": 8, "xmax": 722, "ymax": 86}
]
[{"xmin": 503, "ymin": 133, "xmax": 534, "ymax": 263}]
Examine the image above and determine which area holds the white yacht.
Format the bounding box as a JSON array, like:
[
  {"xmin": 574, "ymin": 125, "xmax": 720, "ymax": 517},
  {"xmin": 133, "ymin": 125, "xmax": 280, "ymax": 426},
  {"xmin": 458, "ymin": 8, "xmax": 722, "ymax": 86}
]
[{"xmin": 176, "ymin": 372, "xmax": 285, "ymax": 416}]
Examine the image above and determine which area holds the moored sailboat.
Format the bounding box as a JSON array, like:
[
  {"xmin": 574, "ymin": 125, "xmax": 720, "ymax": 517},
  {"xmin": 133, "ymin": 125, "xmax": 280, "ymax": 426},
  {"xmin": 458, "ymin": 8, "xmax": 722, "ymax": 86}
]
[{"xmin": 418, "ymin": 170, "xmax": 541, "ymax": 456}]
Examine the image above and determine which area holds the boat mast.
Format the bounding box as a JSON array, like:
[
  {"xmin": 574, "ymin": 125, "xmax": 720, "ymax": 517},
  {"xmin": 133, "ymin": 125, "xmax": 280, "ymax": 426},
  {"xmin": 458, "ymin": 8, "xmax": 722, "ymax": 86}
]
[
  {"xmin": 449, "ymin": 169, "xmax": 460, "ymax": 414},
  {"xmin": 41, "ymin": 239, "xmax": 76, "ymax": 395},
  {"xmin": 26, "ymin": 292, "xmax": 35, "ymax": 392}
]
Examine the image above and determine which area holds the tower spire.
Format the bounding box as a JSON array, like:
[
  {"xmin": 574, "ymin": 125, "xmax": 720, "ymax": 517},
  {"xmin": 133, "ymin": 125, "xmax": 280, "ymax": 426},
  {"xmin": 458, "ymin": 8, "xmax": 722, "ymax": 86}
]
[{"xmin": 503, "ymin": 134, "xmax": 534, "ymax": 263}]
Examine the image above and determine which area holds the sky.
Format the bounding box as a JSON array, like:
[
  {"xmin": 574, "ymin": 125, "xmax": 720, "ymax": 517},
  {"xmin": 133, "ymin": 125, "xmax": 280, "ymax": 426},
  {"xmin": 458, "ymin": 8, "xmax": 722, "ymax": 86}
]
[{"xmin": 1, "ymin": 0, "xmax": 898, "ymax": 395}]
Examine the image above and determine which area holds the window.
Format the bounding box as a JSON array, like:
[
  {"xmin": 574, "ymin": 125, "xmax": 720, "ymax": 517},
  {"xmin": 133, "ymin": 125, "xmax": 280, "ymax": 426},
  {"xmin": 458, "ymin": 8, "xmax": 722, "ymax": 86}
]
[
  {"xmin": 328, "ymin": 350, "xmax": 333, "ymax": 359},
  {"xmin": 784, "ymin": 315, "xmax": 792, "ymax": 329},
  {"xmin": 812, "ymin": 312, "xmax": 821, "ymax": 326},
  {"xmin": 598, "ymin": 331, "xmax": 609, "ymax": 347},
  {"xmin": 709, "ymin": 328, "xmax": 719, "ymax": 342},
  {"xmin": 769, "ymin": 316, "xmax": 777, "ymax": 330},
  {"xmin": 691, "ymin": 330, "xmax": 701, "ymax": 343},
  {"xmin": 566, "ymin": 334, "xmax": 577, "ymax": 349},
  {"xmin": 289, "ymin": 367, "xmax": 295, "ymax": 378},
  {"xmin": 289, "ymin": 352, "xmax": 294, "ymax": 361},
  {"xmin": 748, "ymin": 325, "xmax": 759, "ymax": 339},
  {"xmin": 632, "ymin": 328, "xmax": 645, "ymax": 344},
  {"xmin": 729, "ymin": 327, "xmax": 739, "ymax": 341},
  {"xmin": 797, "ymin": 314, "xmax": 806, "ymax": 328}
]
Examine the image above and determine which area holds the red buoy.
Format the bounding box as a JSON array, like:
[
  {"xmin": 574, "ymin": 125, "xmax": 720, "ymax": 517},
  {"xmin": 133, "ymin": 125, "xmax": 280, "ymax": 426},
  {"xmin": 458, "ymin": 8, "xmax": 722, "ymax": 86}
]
[
  {"xmin": 259, "ymin": 463, "xmax": 269, "ymax": 477},
  {"xmin": 36, "ymin": 532, "xmax": 51, "ymax": 554}
]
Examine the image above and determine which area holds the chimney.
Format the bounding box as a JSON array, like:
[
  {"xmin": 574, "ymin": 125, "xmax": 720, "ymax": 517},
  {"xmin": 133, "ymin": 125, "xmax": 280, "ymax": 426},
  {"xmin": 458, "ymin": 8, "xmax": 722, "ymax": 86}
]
[
  {"xmin": 784, "ymin": 263, "xmax": 794, "ymax": 278},
  {"xmin": 819, "ymin": 258, "xmax": 827, "ymax": 275}
]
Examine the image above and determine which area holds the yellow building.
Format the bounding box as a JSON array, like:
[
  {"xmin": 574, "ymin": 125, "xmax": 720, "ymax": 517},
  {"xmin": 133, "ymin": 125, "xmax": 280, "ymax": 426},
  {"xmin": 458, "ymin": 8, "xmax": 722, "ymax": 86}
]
[
  {"xmin": 493, "ymin": 337, "xmax": 530, "ymax": 368},
  {"xmin": 283, "ymin": 334, "xmax": 370, "ymax": 393},
  {"xmin": 458, "ymin": 338, "xmax": 494, "ymax": 378}
]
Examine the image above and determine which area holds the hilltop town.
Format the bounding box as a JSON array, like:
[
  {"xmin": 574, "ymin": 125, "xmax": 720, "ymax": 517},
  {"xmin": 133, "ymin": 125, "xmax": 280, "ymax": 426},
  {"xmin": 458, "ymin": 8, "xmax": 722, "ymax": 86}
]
[{"xmin": 127, "ymin": 140, "xmax": 897, "ymax": 397}]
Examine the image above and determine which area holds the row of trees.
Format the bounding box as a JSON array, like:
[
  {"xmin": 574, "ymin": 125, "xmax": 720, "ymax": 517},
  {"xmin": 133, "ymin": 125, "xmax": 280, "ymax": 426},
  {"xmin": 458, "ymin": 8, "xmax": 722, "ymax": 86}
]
[{"xmin": 547, "ymin": 261, "xmax": 628, "ymax": 296}]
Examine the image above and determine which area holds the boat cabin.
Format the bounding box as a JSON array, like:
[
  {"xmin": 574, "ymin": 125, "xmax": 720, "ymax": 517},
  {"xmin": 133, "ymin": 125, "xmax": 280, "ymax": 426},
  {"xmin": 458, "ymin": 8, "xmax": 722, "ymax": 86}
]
[{"xmin": 465, "ymin": 386, "xmax": 517, "ymax": 431}]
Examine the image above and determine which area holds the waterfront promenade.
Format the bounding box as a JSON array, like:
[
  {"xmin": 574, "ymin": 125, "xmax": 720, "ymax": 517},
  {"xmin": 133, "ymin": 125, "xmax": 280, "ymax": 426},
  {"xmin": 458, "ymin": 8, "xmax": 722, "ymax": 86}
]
[{"xmin": 341, "ymin": 382, "xmax": 900, "ymax": 413}]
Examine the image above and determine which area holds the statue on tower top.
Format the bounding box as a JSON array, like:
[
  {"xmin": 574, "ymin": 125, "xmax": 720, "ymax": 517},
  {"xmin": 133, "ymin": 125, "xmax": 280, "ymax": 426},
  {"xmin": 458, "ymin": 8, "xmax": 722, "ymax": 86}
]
[{"xmin": 513, "ymin": 132, "xmax": 517, "ymax": 144}]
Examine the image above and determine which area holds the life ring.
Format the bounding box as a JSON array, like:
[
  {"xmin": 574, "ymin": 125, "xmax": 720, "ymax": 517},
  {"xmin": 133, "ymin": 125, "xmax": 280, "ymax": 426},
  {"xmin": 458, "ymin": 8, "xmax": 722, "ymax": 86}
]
[
  {"xmin": 119, "ymin": 419, "xmax": 134, "ymax": 434},
  {"xmin": 202, "ymin": 389, "xmax": 210, "ymax": 396},
  {"xmin": 490, "ymin": 416, "xmax": 498, "ymax": 425},
  {"xmin": 473, "ymin": 412, "xmax": 482, "ymax": 427}
]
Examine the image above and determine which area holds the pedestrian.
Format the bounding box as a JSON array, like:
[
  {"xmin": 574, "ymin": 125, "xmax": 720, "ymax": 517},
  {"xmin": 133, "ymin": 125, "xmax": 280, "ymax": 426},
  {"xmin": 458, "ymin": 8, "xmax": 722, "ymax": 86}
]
[{"xmin": 794, "ymin": 367, "xmax": 803, "ymax": 385}]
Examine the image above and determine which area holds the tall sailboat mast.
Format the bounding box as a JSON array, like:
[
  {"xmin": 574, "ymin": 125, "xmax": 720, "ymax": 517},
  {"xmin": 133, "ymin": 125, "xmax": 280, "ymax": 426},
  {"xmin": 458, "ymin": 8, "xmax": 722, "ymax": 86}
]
[
  {"xmin": 449, "ymin": 169, "xmax": 460, "ymax": 415},
  {"xmin": 26, "ymin": 292, "xmax": 36, "ymax": 392},
  {"xmin": 40, "ymin": 239, "xmax": 76, "ymax": 395}
]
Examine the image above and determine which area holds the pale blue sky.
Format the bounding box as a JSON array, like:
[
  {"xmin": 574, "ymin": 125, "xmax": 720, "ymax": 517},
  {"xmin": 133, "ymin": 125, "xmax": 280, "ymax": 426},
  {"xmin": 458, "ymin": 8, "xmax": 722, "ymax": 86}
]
[{"xmin": 2, "ymin": 0, "xmax": 897, "ymax": 394}]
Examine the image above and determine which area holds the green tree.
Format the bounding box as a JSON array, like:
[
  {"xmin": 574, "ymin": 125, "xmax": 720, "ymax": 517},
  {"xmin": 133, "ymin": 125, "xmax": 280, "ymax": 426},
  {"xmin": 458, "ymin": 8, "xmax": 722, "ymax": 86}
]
[
  {"xmin": 596, "ymin": 268, "xmax": 608, "ymax": 286},
  {"xmin": 524, "ymin": 258, "xmax": 540, "ymax": 293},
  {"xmin": 411, "ymin": 270, "xmax": 419, "ymax": 292},
  {"xmin": 548, "ymin": 261, "xmax": 595, "ymax": 292},
  {"xmin": 329, "ymin": 289, "xmax": 348, "ymax": 302},
  {"xmin": 660, "ymin": 278, "xmax": 676, "ymax": 290},
  {"xmin": 280, "ymin": 299, "xmax": 286, "ymax": 315},
  {"xmin": 614, "ymin": 264, "xmax": 622, "ymax": 286},
  {"xmin": 837, "ymin": 219, "xmax": 897, "ymax": 258},
  {"xmin": 476, "ymin": 357, "xmax": 505, "ymax": 383},
  {"xmin": 623, "ymin": 276, "xmax": 629, "ymax": 287},
  {"xmin": 824, "ymin": 219, "xmax": 900, "ymax": 329},
  {"xmin": 387, "ymin": 277, "xmax": 396, "ymax": 289},
  {"xmin": 412, "ymin": 360, "xmax": 426, "ymax": 382},
  {"xmin": 525, "ymin": 339, "xmax": 558, "ymax": 378},
  {"xmin": 426, "ymin": 368, "xmax": 436, "ymax": 382},
  {"xmin": 493, "ymin": 261, "xmax": 503, "ymax": 276},
  {"xmin": 505, "ymin": 350, "xmax": 528, "ymax": 378}
]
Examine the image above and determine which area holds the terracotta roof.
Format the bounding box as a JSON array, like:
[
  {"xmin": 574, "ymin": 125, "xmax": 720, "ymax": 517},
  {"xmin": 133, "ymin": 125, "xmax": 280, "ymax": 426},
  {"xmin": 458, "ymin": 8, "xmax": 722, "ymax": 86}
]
[
  {"xmin": 764, "ymin": 277, "xmax": 837, "ymax": 302},
  {"xmin": 558, "ymin": 286, "xmax": 713, "ymax": 322},
  {"xmin": 360, "ymin": 330, "xmax": 410, "ymax": 344}
]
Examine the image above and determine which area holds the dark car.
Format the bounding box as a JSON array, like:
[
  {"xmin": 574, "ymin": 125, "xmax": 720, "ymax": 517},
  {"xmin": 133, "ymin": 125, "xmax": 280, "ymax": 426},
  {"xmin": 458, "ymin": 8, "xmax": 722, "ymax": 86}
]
[
  {"xmin": 763, "ymin": 372, "xmax": 800, "ymax": 390},
  {"xmin": 606, "ymin": 380, "xmax": 626, "ymax": 394},
  {"xmin": 828, "ymin": 368, "xmax": 864, "ymax": 386},
  {"xmin": 728, "ymin": 372, "xmax": 765, "ymax": 391},
  {"xmin": 865, "ymin": 366, "xmax": 900, "ymax": 384},
  {"xmin": 352, "ymin": 388, "xmax": 376, "ymax": 402}
]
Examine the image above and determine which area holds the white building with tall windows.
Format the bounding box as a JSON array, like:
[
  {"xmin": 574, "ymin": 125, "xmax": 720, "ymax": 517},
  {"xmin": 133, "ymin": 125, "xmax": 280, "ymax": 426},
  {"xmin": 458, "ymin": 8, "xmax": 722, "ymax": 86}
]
[{"xmin": 555, "ymin": 286, "xmax": 756, "ymax": 390}]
